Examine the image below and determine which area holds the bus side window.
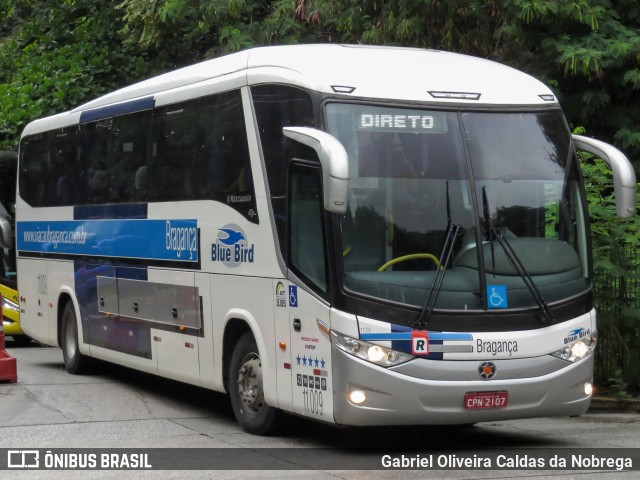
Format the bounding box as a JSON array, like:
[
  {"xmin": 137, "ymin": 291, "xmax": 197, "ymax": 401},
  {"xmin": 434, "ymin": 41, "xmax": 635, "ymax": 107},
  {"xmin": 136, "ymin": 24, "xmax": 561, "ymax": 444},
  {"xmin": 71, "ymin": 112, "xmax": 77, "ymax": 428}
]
[
  {"xmin": 19, "ymin": 134, "xmax": 48, "ymax": 207},
  {"xmin": 201, "ymin": 90, "xmax": 257, "ymax": 221},
  {"xmin": 289, "ymin": 163, "xmax": 327, "ymax": 292},
  {"xmin": 49, "ymin": 127, "xmax": 81, "ymax": 206},
  {"xmin": 251, "ymin": 85, "xmax": 315, "ymax": 255},
  {"xmin": 82, "ymin": 120, "xmax": 112, "ymax": 204},
  {"xmin": 110, "ymin": 110, "xmax": 151, "ymax": 203},
  {"xmin": 150, "ymin": 103, "xmax": 200, "ymax": 202}
]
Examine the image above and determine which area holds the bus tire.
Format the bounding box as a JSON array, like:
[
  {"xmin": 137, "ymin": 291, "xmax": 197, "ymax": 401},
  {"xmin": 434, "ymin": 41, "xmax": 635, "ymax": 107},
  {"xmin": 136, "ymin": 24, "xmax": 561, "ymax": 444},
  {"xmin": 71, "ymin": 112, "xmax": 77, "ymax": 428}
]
[
  {"xmin": 228, "ymin": 332, "xmax": 279, "ymax": 435},
  {"xmin": 61, "ymin": 302, "xmax": 90, "ymax": 374}
]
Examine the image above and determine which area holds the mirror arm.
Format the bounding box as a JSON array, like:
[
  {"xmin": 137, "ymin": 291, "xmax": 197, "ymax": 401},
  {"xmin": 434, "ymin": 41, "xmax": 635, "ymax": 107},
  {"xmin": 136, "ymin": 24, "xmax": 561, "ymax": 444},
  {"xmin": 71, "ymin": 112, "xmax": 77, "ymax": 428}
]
[
  {"xmin": 283, "ymin": 127, "xmax": 350, "ymax": 214},
  {"xmin": 573, "ymin": 134, "xmax": 636, "ymax": 218}
]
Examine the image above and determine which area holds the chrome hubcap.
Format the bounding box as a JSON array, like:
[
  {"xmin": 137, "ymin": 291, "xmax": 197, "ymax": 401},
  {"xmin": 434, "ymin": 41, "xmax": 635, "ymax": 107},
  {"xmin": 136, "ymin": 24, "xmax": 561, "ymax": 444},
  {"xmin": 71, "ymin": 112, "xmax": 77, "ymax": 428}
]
[{"xmin": 237, "ymin": 353, "xmax": 264, "ymax": 413}]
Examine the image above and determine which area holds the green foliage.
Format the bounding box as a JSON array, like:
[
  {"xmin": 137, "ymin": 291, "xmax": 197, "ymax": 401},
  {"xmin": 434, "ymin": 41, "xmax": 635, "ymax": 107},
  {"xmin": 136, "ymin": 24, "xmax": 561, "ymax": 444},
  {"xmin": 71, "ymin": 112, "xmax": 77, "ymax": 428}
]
[
  {"xmin": 113, "ymin": 1, "xmax": 640, "ymax": 161},
  {"xmin": 607, "ymin": 369, "xmax": 633, "ymax": 400},
  {"xmin": 0, "ymin": 0, "xmax": 163, "ymax": 150},
  {"xmin": 579, "ymin": 137, "xmax": 640, "ymax": 390}
]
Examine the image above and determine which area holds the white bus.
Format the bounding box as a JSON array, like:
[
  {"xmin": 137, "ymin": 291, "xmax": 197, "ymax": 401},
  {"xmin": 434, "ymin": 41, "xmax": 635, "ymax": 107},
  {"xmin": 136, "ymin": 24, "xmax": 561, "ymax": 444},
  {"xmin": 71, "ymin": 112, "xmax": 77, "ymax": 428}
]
[{"xmin": 16, "ymin": 44, "xmax": 636, "ymax": 434}]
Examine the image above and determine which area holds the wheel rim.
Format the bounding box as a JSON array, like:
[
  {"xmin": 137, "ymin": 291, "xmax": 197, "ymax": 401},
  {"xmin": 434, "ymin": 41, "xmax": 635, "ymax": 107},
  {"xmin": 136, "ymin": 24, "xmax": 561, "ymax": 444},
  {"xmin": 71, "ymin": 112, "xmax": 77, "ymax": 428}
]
[
  {"xmin": 65, "ymin": 314, "xmax": 77, "ymax": 359},
  {"xmin": 236, "ymin": 352, "xmax": 265, "ymax": 414}
]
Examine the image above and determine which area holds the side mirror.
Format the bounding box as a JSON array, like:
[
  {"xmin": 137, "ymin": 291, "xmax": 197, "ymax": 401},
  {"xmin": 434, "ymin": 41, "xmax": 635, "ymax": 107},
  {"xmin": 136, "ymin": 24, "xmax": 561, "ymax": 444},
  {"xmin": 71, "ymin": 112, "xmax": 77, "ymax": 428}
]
[
  {"xmin": 283, "ymin": 127, "xmax": 350, "ymax": 214},
  {"xmin": 573, "ymin": 134, "xmax": 636, "ymax": 218},
  {"xmin": 0, "ymin": 216, "xmax": 12, "ymax": 248}
]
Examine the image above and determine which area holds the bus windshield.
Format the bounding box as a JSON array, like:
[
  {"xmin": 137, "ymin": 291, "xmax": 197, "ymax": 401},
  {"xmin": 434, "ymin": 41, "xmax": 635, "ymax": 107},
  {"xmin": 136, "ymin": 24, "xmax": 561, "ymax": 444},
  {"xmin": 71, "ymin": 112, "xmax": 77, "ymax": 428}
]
[{"xmin": 326, "ymin": 104, "xmax": 589, "ymax": 313}]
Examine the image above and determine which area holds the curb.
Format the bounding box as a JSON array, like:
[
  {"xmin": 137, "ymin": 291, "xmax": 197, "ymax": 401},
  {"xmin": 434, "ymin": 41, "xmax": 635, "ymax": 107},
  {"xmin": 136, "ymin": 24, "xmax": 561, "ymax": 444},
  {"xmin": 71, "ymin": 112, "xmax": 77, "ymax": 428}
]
[{"xmin": 589, "ymin": 396, "xmax": 640, "ymax": 413}]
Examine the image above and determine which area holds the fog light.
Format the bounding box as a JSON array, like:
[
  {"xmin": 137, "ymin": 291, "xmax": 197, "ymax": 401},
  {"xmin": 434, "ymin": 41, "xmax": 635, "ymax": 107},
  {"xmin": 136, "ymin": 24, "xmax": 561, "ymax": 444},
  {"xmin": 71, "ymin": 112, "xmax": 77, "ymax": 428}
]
[
  {"xmin": 584, "ymin": 382, "xmax": 593, "ymax": 396},
  {"xmin": 349, "ymin": 389, "xmax": 366, "ymax": 405}
]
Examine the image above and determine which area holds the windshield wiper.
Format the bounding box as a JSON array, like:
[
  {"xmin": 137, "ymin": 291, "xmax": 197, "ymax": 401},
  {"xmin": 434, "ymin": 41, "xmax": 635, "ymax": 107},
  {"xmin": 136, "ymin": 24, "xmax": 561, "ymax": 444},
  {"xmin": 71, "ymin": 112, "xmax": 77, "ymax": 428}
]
[
  {"xmin": 481, "ymin": 187, "xmax": 554, "ymax": 324},
  {"xmin": 414, "ymin": 182, "xmax": 462, "ymax": 328}
]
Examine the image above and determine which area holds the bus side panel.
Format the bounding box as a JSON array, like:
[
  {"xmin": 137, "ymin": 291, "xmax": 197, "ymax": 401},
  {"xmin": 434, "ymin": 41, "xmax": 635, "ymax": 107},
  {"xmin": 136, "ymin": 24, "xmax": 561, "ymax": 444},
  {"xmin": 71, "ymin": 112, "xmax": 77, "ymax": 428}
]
[
  {"xmin": 77, "ymin": 263, "xmax": 158, "ymax": 375},
  {"xmin": 76, "ymin": 262, "xmax": 116, "ymax": 354},
  {"xmin": 148, "ymin": 268, "xmax": 201, "ymax": 386},
  {"xmin": 17, "ymin": 258, "xmax": 53, "ymax": 345}
]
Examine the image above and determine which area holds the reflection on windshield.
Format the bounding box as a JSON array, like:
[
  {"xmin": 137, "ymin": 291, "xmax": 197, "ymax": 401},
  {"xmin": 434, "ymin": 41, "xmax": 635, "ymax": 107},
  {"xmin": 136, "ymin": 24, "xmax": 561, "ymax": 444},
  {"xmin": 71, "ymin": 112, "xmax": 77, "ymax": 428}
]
[{"xmin": 326, "ymin": 104, "xmax": 590, "ymax": 313}]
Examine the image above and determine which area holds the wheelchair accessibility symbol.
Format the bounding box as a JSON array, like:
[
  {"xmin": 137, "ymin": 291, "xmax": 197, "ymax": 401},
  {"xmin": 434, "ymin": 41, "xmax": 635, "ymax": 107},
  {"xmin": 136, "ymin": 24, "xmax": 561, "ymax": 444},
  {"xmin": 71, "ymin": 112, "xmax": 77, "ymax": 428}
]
[
  {"xmin": 289, "ymin": 285, "xmax": 298, "ymax": 308},
  {"xmin": 487, "ymin": 285, "xmax": 508, "ymax": 309}
]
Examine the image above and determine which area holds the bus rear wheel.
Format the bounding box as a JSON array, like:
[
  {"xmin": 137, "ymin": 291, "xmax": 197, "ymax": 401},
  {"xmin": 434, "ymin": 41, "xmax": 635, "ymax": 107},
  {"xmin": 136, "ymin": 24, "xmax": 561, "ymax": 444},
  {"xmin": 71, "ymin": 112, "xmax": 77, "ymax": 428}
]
[
  {"xmin": 229, "ymin": 332, "xmax": 279, "ymax": 435},
  {"xmin": 61, "ymin": 302, "xmax": 90, "ymax": 374}
]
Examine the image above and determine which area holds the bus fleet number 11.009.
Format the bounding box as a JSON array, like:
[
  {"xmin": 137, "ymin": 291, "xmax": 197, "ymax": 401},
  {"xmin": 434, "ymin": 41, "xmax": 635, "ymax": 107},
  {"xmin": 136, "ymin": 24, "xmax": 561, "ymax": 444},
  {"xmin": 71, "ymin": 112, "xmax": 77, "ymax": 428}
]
[{"xmin": 302, "ymin": 388, "xmax": 323, "ymax": 416}]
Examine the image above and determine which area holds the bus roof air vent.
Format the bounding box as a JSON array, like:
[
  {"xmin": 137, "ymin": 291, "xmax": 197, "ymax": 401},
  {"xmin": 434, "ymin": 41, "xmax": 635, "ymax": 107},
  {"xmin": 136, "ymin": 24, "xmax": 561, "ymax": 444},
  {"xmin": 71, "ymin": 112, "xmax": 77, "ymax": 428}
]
[
  {"xmin": 428, "ymin": 91, "xmax": 481, "ymax": 100},
  {"xmin": 331, "ymin": 85, "xmax": 356, "ymax": 94}
]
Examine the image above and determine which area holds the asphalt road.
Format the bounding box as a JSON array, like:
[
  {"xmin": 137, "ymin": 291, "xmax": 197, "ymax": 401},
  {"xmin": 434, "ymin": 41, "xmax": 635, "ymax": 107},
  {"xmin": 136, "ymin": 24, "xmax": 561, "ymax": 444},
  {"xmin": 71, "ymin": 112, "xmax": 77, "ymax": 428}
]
[{"xmin": 1, "ymin": 339, "xmax": 639, "ymax": 479}]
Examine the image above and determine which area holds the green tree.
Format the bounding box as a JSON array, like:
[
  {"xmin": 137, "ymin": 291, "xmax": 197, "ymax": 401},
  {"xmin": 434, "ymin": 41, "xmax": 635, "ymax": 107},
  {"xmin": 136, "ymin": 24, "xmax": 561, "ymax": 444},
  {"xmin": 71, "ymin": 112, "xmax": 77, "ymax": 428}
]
[
  {"xmin": 580, "ymin": 150, "xmax": 640, "ymax": 389},
  {"xmin": 116, "ymin": 0, "xmax": 640, "ymax": 162},
  {"xmin": 0, "ymin": 0, "xmax": 164, "ymax": 150}
]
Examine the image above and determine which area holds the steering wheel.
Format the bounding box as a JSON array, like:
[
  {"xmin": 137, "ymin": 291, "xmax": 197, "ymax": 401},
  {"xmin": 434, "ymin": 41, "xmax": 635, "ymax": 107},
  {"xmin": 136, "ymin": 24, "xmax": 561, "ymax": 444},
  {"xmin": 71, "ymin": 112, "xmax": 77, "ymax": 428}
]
[{"xmin": 377, "ymin": 253, "xmax": 442, "ymax": 272}]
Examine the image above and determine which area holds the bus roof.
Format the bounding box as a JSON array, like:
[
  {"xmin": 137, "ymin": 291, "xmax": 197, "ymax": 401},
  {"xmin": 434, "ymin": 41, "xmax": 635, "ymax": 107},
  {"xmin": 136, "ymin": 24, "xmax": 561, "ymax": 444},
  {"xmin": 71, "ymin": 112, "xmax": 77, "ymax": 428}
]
[{"xmin": 23, "ymin": 44, "xmax": 557, "ymax": 136}]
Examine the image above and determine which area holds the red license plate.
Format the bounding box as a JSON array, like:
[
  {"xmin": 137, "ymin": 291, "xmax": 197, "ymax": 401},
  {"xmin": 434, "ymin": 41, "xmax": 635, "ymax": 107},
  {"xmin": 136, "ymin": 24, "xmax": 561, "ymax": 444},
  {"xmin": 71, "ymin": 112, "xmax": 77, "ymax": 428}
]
[{"xmin": 464, "ymin": 391, "xmax": 508, "ymax": 410}]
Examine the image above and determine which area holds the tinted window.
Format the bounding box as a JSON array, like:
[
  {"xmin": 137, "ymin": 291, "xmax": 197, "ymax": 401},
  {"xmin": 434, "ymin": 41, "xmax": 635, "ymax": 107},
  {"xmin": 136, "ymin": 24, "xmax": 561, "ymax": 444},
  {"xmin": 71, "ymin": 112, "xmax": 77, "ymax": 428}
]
[
  {"xmin": 19, "ymin": 134, "xmax": 48, "ymax": 206},
  {"xmin": 110, "ymin": 111, "xmax": 151, "ymax": 202},
  {"xmin": 289, "ymin": 163, "xmax": 326, "ymax": 291},
  {"xmin": 150, "ymin": 90, "xmax": 256, "ymax": 220},
  {"xmin": 19, "ymin": 89, "xmax": 257, "ymax": 221},
  {"xmin": 83, "ymin": 120, "xmax": 112, "ymax": 204},
  {"xmin": 252, "ymin": 85, "xmax": 315, "ymax": 254},
  {"xmin": 49, "ymin": 126, "xmax": 82, "ymax": 205},
  {"xmin": 251, "ymin": 85, "xmax": 315, "ymax": 198}
]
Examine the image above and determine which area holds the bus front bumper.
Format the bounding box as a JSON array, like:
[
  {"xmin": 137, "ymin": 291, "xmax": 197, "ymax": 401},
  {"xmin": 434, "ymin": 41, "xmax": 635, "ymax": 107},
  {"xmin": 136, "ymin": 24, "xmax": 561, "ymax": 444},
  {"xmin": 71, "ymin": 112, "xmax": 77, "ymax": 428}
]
[{"xmin": 331, "ymin": 346, "xmax": 593, "ymax": 426}]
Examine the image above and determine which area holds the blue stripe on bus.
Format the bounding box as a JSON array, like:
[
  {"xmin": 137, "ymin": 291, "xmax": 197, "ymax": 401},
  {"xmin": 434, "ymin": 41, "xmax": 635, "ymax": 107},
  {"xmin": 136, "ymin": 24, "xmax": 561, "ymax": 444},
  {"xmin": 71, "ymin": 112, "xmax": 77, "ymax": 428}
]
[
  {"xmin": 75, "ymin": 262, "xmax": 152, "ymax": 359},
  {"xmin": 79, "ymin": 96, "xmax": 155, "ymax": 123},
  {"xmin": 75, "ymin": 203, "xmax": 148, "ymax": 221},
  {"xmin": 360, "ymin": 332, "xmax": 473, "ymax": 341},
  {"xmin": 17, "ymin": 218, "xmax": 199, "ymax": 262}
]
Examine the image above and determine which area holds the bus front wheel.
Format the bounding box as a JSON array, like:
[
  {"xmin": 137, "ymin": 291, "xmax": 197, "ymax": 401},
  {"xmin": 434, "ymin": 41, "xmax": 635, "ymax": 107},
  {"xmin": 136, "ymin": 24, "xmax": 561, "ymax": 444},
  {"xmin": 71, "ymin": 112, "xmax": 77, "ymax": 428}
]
[
  {"xmin": 61, "ymin": 302, "xmax": 90, "ymax": 374},
  {"xmin": 228, "ymin": 332, "xmax": 279, "ymax": 435}
]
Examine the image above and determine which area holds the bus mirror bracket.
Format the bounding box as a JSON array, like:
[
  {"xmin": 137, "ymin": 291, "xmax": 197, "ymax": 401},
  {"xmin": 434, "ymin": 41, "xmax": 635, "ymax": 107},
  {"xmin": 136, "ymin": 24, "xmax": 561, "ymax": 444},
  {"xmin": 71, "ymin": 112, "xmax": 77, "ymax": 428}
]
[
  {"xmin": 573, "ymin": 134, "xmax": 636, "ymax": 218},
  {"xmin": 0, "ymin": 216, "xmax": 11, "ymax": 248},
  {"xmin": 283, "ymin": 127, "xmax": 350, "ymax": 214}
]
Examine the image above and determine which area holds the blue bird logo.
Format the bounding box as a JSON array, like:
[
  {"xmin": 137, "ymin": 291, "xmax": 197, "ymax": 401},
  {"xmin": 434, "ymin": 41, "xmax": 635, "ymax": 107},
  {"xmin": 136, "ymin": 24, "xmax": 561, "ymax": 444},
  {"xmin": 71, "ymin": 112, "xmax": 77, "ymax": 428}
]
[{"xmin": 218, "ymin": 228, "xmax": 246, "ymax": 246}]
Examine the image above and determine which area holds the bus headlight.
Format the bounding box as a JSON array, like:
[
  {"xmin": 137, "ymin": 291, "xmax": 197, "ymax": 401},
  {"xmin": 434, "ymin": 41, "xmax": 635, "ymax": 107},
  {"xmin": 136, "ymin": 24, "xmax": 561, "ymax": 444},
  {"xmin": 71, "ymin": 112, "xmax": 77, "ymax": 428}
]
[
  {"xmin": 330, "ymin": 330, "xmax": 412, "ymax": 367},
  {"xmin": 551, "ymin": 331, "xmax": 597, "ymax": 363},
  {"xmin": 2, "ymin": 296, "xmax": 19, "ymax": 313}
]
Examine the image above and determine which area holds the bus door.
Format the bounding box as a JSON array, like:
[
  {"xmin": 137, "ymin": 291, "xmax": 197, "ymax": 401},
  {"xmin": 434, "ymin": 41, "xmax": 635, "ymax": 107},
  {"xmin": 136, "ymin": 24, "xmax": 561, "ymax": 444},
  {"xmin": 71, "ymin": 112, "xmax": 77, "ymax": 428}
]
[{"xmin": 287, "ymin": 162, "xmax": 334, "ymax": 421}]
